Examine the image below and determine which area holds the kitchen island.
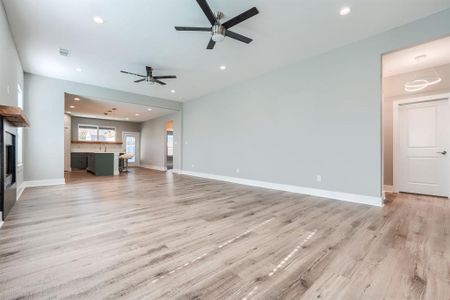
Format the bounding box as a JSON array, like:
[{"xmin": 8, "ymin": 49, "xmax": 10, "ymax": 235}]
[{"xmin": 71, "ymin": 151, "xmax": 122, "ymax": 176}]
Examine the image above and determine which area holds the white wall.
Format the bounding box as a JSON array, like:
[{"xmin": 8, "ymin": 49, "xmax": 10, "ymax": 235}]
[
  {"xmin": 182, "ymin": 9, "xmax": 450, "ymax": 205},
  {"xmin": 140, "ymin": 112, "xmax": 181, "ymax": 171},
  {"xmin": 0, "ymin": 3, "xmax": 24, "ymax": 198},
  {"xmin": 23, "ymin": 74, "xmax": 182, "ymax": 182}
]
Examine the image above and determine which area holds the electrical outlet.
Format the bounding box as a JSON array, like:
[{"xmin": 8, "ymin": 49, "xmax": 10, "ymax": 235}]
[
  {"xmin": 191, "ymin": 164, "xmax": 195, "ymax": 168},
  {"xmin": 6, "ymin": 85, "xmax": 10, "ymax": 95},
  {"xmin": 185, "ymin": 141, "xmax": 188, "ymax": 145},
  {"xmin": 316, "ymin": 175, "xmax": 322, "ymax": 183},
  {"xmin": 236, "ymin": 168, "xmax": 240, "ymax": 174}
]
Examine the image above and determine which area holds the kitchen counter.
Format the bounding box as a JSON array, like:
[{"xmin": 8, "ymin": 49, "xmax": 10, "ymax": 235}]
[{"xmin": 71, "ymin": 152, "xmax": 121, "ymax": 176}]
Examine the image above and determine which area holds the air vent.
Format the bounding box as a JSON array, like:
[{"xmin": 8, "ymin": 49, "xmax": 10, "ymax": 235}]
[{"xmin": 59, "ymin": 48, "xmax": 70, "ymax": 57}]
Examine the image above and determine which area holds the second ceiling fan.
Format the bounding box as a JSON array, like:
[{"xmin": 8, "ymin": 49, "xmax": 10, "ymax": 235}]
[{"xmin": 175, "ymin": 0, "xmax": 259, "ymax": 50}]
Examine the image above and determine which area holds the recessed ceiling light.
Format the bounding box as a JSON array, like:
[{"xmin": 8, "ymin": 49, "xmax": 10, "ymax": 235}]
[
  {"xmin": 147, "ymin": 108, "xmax": 153, "ymax": 111},
  {"xmin": 70, "ymin": 105, "xmax": 75, "ymax": 109},
  {"xmin": 66, "ymin": 111, "xmax": 72, "ymax": 114},
  {"xmin": 75, "ymin": 67, "xmax": 82, "ymax": 72},
  {"xmin": 170, "ymin": 90, "xmax": 176, "ymax": 94},
  {"xmin": 93, "ymin": 16, "xmax": 104, "ymax": 24},
  {"xmin": 135, "ymin": 113, "xmax": 140, "ymax": 116},
  {"xmin": 220, "ymin": 65, "xmax": 227, "ymax": 70},
  {"xmin": 74, "ymin": 97, "xmax": 80, "ymax": 101},
  {"xmin": 339, "ymin": 6, "xmax": 351, "ymax": 16},
  {"xmin": 125, "ymin": 117, "xmax": 129, "ymax": 120}
]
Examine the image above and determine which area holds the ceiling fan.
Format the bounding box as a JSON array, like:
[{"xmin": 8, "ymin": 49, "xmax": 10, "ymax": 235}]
[
  {"xmin": 175, "ymin": 0, "xmax": 259, "ymax": 50},
  {"xmin": 120, "ymin": 66, "xmax": 176, "ymax": 85}
]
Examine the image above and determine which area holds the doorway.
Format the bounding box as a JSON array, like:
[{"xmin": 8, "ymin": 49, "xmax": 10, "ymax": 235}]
[
  {"xmin": 165, "ymin": 120, "xmax": 174, "ymax": 170},
  {"xmin": 122, "ymin": 132, "xmax": 140, "ymax": 166},
  {"xmin": 395, "ymin": 96, "xmax": 449, "ymax": 197},
  {"xmin": 382, "ymin": 36, "xmax": 450, "ymax": 198}
]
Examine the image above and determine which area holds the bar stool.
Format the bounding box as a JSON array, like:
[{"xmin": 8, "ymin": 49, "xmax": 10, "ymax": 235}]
[{"xmin": 119, "ymin": 153, "xmax": 134, "ymax": 173}]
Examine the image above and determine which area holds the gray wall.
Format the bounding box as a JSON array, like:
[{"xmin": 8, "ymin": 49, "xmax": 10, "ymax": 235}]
[
  {"xmin": 23, "ymin": 73, "xmax": 181, "ymax": 182},
  {"xmin": 0, "ymin": 3, "xmax": 22, "ymax": 107},
  {"xmin": 182, "ymin": 9, "xmax": 450, "ymax": 198},
  {"xmin": 140, "ymin": 112, "xmax": 181, "ymax": 170},
  {"xmin": 71, "ymin": 116, "xmax": 141, "ymax": 142},
  {"xmin": 0, "ymin": 3, "xmax": 24, "ymax": 194},
  {"xmin": 383, "ymin": 63, "xmax": 450, "ymax": 186}
]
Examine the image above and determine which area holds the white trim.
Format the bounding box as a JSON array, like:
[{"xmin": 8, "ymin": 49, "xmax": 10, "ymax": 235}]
[
  {"xmin": 181, "ymin": 171, "xmax": 383, "ymax": 207},
  {"xmin": 17, "ymin": 184, "xmax": 25, "ymax": 200},
  {"xmin": 140, "ymin": 164, "xmax": 167, "ymax": 172},
  {"xmin": 23, "ymin": 178, "xmax": 66, "ymax": 188},
  {"xmin": 393, "ymin": 93, "xmax": 450, "ymax": 194},
  {"xmin": 0, "ymin": 219, "xmax": 3, "ymax": 228},
  {"xmin": 172, "ymin": 169, "xmax": 182, "ymax": 174},
  {"xmin": 383, "ymin": 185, "xmax": 394, "ymax": 193}
]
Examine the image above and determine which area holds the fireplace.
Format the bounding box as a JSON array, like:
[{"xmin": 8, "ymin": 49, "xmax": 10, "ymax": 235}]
[
  {"xmin": 0, "ymin": 105, "xmax": 29, "ymax": 221},
  {"xmin": 1, "ymin": 119, "xmax": 17, "ymax": 221}
]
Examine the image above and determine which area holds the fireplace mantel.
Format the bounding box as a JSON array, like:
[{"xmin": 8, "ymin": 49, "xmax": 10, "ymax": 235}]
[{"xmin": 0, "ymin": 105, "xmax": 30, "ymax": 127}]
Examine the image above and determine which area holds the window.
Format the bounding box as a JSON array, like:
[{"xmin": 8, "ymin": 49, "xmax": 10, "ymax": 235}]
[{"xmin": 78, "ymin": 125, "xmax": 116, "ymax": 142}]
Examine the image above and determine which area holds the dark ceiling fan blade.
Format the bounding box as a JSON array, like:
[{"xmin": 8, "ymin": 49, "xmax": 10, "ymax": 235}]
[
  {"xmin": 154, "ymin": 79, "xmax": 167, "ymax": 85},
  {"xmin": 223, "ymin": 7, "xmax": 259, "ymax": 29},
  {"xmin": 175, "ymin": 26, "xmax": 211, "ymax": 32},
  {"xmin": 120, "ymin": 70, "xmax": 145, "ymax": 77},
  {"xmin": 225, "ymin": 30, "xmax": 253, "ymax": 44},
  {"xmin": 134, "ymin": 79, "xmax": 146, "ymax": 83},
  {"xmin": 206, "ymin": 38, "xmax": 216, "ymax": 50},
  {"xmin": 153, "ymin": 75, "xmax": 177, "ymax": 79},
  {"xmin": 196, "ymin": 0, "xmax": 216, "ymax": 25}
]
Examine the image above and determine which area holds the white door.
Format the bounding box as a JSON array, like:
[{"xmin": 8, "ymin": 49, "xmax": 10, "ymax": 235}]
[
  {"xmin": 122, "ymin": 132, "xmax": 140, "ymax": 166},
  {"xmin": 398, "ymin": 100, "xmax": 449, "ymax": 197}
]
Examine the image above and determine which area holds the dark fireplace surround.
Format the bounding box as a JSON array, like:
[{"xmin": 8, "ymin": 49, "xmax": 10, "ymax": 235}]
[
  {"xmin": 0, "ymin": 105, "xmax": 30, "ymax": 222},
  {"xmin": 1, "ymin": 118, "xmax": 17, "ymax": 221}
]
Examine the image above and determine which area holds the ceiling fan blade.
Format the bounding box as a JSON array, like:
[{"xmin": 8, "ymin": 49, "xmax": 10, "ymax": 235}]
[
  {"xmin": 154, "ymin": 79, "xmax": 166, "ymax": 85},
  {"xmin": 207, "ymin": 38, "xmax": 216, "ymax": 50},
  {"xmin": 196, "ymin": 0, "xmax": 216, "ymax": 25},
  {"xmin": 223, "ymin": 7, "xmax": 259, "ymax": 29},
  {"xmin": 134, "ymin": 79, "xmax": 146, "ymax": 83},
  {"xmin": 153, "ymin": 75, "xmax": 177, "ymax": 79},
  {"xmin": 225, "ymin": 30, "xmax": 253, "ymax": 44},
  {"xmin": 120, "ymin": 70, "xmax": 145, "ymax": 77},
  {"xmin": 175, "ymin": 26, "xmax": 211, "ymax": 32}
]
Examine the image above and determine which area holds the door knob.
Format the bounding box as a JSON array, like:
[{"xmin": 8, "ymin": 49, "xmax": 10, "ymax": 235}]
[{"xmin": 437, "ymin": 150, "xmax": 447, "ymax": 155}]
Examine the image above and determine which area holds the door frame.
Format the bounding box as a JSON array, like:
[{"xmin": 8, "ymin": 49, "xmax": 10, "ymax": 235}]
[
  {"xmin": 392, "ymin": 93, "xmax": 450, "ymax": 194},
  {"xmin": 122, "ymin": 131, "xmax": 141, "ymax": 167}
]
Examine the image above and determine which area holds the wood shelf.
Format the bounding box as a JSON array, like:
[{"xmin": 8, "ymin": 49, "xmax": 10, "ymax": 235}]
[
  {"xmin": 71, "ymin": 140, "xmax": 123, "ymax": 145},
  {"xmin": 0, "ymin": 105, "xmax": 30, "ymax": 127}
]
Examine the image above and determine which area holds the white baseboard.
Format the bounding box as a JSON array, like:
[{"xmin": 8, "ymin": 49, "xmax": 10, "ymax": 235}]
[
  {"xmin": 23, "ymin": 178, "xmax": 66, "ymax": 188},
  {"xmin": 172, "ymin": 169, "xmax": 182, "ymax": 174},
  {"xmin": 141, "ymin": 164, "xmax": 167, "ymax": 172},
  {"xmin": 383, "ymin": 185, "xmax": 394, "ymax": 193},
  {"xmin": 181, "ymin": 171, "xmax": 383, "ymax": 207},
  {"xmin": 17, "ymin": 184, "xmax": 25, "ymax": 201}
]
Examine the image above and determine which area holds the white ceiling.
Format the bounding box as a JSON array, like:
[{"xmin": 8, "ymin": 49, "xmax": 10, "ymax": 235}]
[
  {"xmin": 383, "ymin": 36, "xmax": 450, "ymax": 77},
  {"xmin": 64, "ymin": 93, "xmax": 175, "ymax": 122},
  {"xmin": 4, "ymin": 0, "xmax": 450, "ymax": 102}
]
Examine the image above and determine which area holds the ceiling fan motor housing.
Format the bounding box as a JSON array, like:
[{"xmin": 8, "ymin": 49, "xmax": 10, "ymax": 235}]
[{"xmin": 212, "ymin": 24, "xmax": 226, "ymax": 42}]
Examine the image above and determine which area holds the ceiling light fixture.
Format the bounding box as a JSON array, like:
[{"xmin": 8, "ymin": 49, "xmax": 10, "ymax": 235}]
[
  {"xmin": 70, "ymin": 105, "xmax": 75, "ymax": 109},
  {"xmin": 147, "ymin": 108, "xmax": 153, "ymax": 111},
  {"xmin": 171, "ymin": 90, "xmax": 176, "ymax": 94},
  {"xmin": 93, "ymin": 16, "xmax": 104, "ymax": 24},
  {"xmin": 74, "ymin": 97, "xmax": 80, "ymax": 101},
  {"xmin": 75, "ymin": 67, "xmax": 82, "ymax": 72},
  {"xmin": 220, "ymin": 65, "xmax": 227, "ymax": 70},
  {"xmin": 339, "ymin": 6, "xmax": 351, "ymax": 16},
  {"xmin": 405, "ymin": 76, "xmax": 442, "ymax": 92},
  {"xmin": 135, "ymin": 113, "xmax": 140, "ymax": 116},
  {"xmin": 66, "ymin": 111, "xmax": 72, "ymax": 114}
]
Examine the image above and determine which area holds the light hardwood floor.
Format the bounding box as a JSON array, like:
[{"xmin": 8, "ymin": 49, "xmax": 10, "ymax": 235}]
[{"xmin": 0, "ymin": 168, "xmax": 449, "ymax": 299}]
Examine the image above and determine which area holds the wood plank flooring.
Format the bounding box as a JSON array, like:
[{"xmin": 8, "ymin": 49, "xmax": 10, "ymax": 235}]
[{"xmin": 0, "ymin": 168, "xmax": 449, "ymax": 299}]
